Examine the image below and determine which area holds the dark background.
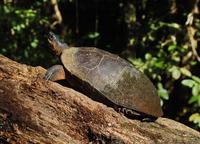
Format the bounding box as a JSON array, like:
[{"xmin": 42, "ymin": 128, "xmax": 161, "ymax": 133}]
[{"xmin": 0, "ymin": 0, "xmax": 199, "ymax": 131}]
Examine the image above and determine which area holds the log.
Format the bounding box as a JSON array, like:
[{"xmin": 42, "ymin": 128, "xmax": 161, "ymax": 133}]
[{"xmin": 0, "ymin": 55, "xmax": 199, "ymax": 144}]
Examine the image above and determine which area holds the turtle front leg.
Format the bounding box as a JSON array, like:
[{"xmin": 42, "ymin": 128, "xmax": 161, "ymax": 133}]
[{"xmin": 44, "ymin": 65, "xmax": 66, "ymax": 81}]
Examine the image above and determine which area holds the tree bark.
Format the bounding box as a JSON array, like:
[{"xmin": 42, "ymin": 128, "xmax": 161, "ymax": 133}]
[{"xmin": 0, "ymin": 55, "xmax": 199, "ymax": 144}]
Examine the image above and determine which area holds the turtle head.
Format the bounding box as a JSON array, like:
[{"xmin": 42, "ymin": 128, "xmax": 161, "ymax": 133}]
[{"xmin": 48, "ymin": 32, "xmax": 68, "ymax": 56}]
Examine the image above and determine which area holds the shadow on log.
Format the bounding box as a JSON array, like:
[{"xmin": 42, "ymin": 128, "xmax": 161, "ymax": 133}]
[{"xmin": 0, "ymin": 55, "xmax": 199, "ymax": 144}]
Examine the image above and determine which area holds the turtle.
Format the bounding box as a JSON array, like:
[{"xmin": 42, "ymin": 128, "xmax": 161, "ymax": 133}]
[{"xmin": 44, "ymin": 32, "xmax": 163, "ymax": 118}]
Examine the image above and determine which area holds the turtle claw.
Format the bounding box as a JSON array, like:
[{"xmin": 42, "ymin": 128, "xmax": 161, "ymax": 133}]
[{"xmin": 44, "ymin": 71, "xmax": 53, "ymax": 80}]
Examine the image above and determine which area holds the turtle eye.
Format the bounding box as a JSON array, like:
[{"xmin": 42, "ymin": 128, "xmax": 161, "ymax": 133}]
[{"xmin": 48, "ymin": 32, "xmax": 55, "ymax": 40}]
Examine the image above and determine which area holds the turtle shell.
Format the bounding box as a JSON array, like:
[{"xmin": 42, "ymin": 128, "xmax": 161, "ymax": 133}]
[{"xmin": 61, "ymin": 47, "xmax": 163, "ymax": 117}]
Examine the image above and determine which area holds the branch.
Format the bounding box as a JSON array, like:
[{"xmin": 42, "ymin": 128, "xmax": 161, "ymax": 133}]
[
  {"xmin": 185, "ymin": 0, "xmax": 200, "ymax": 62},
  {"xmin": 0, "ymin": 55, "xmax": 199, "ymax": 143},
  {"xmin": 50, "ymin": 0, "xmax": 63, "ymax": 28}
]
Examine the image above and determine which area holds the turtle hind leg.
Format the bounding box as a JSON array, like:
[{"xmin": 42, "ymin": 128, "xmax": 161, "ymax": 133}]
[
  {"xmin": 117, "ymin": 107, "xmax": 157, "ymax": 121},
  {"xmin": 44, "ymin": 65, "xmax": 66, "ymax": 81}
]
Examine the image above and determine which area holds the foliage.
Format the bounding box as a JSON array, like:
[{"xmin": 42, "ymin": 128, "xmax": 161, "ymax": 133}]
[
  {"xmin": 0, "ymin": 0, "xmax": 199, "ymax": 130},
  {"xmin": 182, "ymin": 76, "xmax": 200, "ymax": 128},
  {"xmin": 0, "ymin": 1, "xmax": 52, "ymax": 66},
  {"xmin": 127, "ymin": 0, "xmax": 200, "ymax": 130}
]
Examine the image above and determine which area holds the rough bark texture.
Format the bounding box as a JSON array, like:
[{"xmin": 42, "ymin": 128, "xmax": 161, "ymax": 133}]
[{"xmin": 0, "ymin": 55, "xmax": 199, "ymax": 144}]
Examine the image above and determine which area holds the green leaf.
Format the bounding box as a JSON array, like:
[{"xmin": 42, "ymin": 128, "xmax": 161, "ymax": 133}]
[
  {"xmin": 159, "ymin": 22, "xmax": 181, "ymax": 29},
  {"xmin": 145, "ymin": 53, "xmax": 152, "ymax": 60},
  {"xmin": 15, "ymin": 10, "xmax": 21, "ymax": 15},
  {"xmin": 180, "ymin": 67, "xmax": 192, "ymax": 77},
  {"xmin": 3, "ymin": 5, "xmax": 11, "ymax": 13},
  {"xmin": 30, "ymin": 39, "xmax": 38, "ymax": 48},
  {"xmin": 129, "ymin": 38, "xmax": 135, "ymax": 45},
  {"xmin": 157, "ymin": 83, "xmax": 169, "ymax": 100},
  {"xmin": 158, "ymin": 89, "xmax": 169, "ymax": 100},
  {"xmin": 189, "ymin": 113, "xmax": 200, "ymax": 124},
  {"xmin": 157, "ymin": 82, "xmax": 163, "ymax": 89},
  {"xmin": 154, "ymin": 61, "xmax": 165, "ymax": 69},
  {"xmin": 181, "ymin": 79, "xmax": 195, "ymax": 88},
  {"xmin": 171, "ymin": 51, "xmax": 180, "ymax": 62},
  {"xmin": 168, "ymin": 44, "xmax": 176, "ymax": 52},
  {"xmin": 172, "ymin": 68, "xmax": 181, "ymax": 80},
  {"xmin": 168, "ymin": 66, "xmax": 176, "ymax": 72},
  {"xmin": 160, "ymin": 99, "xmax": 164, "ymax": 106},
  {"xmin": 192, "ymin": 76, "xmax": 200, "ymax": 83},
  {"xmin": 20, "ymin": 23, "xmax": 25, "ymax": 29},
  {"xmin": 192, "ymin": 84, "xmax": 200, "ymax": 96},
  {"xmin": 168, "ymin": 23, "xmax": 180, "ymax": 29},
  {"xmin": 188, "ymin": 94, "xmax": 200, "ymax": 106},
  {"xmin": 88, "ymin": 32, "xmax": 99, "ymax": 39},
  {"xmin": 188, "ymin": 95, "xmax": 199, "ymax": 104},
  {"xmin": 198, "ymin": 97, "xmax": 200, "ymax": 106}
]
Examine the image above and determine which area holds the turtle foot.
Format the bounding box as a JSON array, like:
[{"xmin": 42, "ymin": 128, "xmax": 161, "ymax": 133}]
[{"xmin": 44, "ymin": 65, "xmax": 66, "ymax": 81}]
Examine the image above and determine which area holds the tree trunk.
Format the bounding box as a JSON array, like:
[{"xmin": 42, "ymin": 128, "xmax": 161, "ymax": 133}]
[{"xmin": 0, "ymin": 55, "xmax": 199, "ymax": 144}]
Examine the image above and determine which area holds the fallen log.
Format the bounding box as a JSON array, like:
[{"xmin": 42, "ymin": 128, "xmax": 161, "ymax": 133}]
[{"xmin": 0, "ymin": 55, "xmax": 199, "ymax": 144}]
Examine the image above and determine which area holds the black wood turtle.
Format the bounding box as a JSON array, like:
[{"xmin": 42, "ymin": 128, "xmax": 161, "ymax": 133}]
[{"xmin": 44, "ymin": 32, "xmax": 163, "ymax": 118}]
